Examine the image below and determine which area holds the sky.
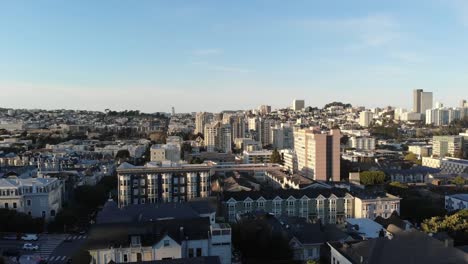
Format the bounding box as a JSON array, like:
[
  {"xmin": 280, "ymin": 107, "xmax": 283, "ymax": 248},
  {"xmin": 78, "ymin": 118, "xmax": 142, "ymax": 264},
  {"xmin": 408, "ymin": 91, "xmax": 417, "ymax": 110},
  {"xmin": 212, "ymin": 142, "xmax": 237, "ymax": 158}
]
[{"xmin": 1, "ymin": 0, "xmax": 468, "ymax": 113}]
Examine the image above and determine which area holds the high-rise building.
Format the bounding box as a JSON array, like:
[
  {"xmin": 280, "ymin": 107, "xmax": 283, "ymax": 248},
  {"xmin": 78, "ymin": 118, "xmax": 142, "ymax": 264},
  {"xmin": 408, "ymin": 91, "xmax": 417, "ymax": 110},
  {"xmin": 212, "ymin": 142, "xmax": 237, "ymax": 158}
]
[
  {"xmin": 293, "ymin": 99, "xmax": 305, "ymax": 111},
  {"xmin": 171, "ymin": 107, "xmax": 175, "ymax": 116},
  {"xmin": 195, "ymin": 112, "xmax": 212, "ymax": 135},
  {"xmin": 204, "ymin": 122, "xmax": 232, "ymax": 153},
  {"xmin": 231, "ymin": 115, "xmax": 246, "ymax": 140},
  {"xmin": 258, "ymin": 105, "xmax": 272, "ymax": 115},
  {"xmin": 413, "ymin": 89, "xmax": 433, "ymax": 114},
  {"xmin": 258, "ymin": 118, "xmax": 275, "ymax": 147},
  {"xmin": 293, "ymin": 128, "xmax": 341, "ymax": 181},
  {"xmin": 359, "ymin": 111, "xmax": 373, "ymax": 127},
  {"xmin": 270, "ymin": 124, "xmax": 294, "ymax": 149},
  {"xmin": 432, "ymin": 135, "xmax": 463, "ymax": 158},
  {"xmin": 461, "ymin": 100, "xmax": 468, "ymax": 108}
]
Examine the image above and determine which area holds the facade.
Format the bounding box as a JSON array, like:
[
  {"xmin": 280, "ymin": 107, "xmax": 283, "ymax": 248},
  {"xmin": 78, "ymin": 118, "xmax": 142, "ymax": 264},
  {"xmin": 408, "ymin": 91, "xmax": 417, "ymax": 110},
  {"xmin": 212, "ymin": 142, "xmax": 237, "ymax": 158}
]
[
  {"xmin": 204, "ymin": 122, "xmax": 232, "ymax": 153},
  {"xmin": 432, "ymin": 135, "xmax": 463, "ymax": 158},
  {"xmin": 422, "ymin": 157, "xmax": 441, "ymax": 168},
  {"xmin": 150, "ymin": 144, "xmax": 181, "ymax": 163},
  {"xmin": 222, "ymin": 189, "xmax": 353, "ymax": 224},
  {"xmin": 408, "ymin": 145, "xmax": 432, "ymax": 158},
  {"xmin": 445, "ymin": 194, "xmax": 468, "ymax": 211},
  {"xmin": 88, "ymin": 217, "xmax": 231, "ymax": 264},
  {"xmin": 280, "ymin": 149, "xmax": 297, "ymax": 173},
  {"xmin": 117, "ymin": 163, "xmax": 213, "ymax": 207},
  {"xmin": 348, "ymin": 137, "xmax": 375, "ymax": 151},
  {"xmin": 195, "ymin": 112, "xmax": 211, "ymax": 135},
  {"xmin": 413, "ymin": 89, "xmax": 433, "ymax": 114},
  {"xmin": 353, "ymin": 193, "xmax": 401, "ymax": 220},
  {"xmin": 230, "ymin": 116, "xmax": 245, "ymax": 140},
  {"xmin": 243, "ymin": 150, "xmax": 272, "ymax": 164},
  {"xmin": 270, "ymin": 124, "xmax": 294, "ymax": 149},
  {"xmin": 359, "ymin": 111, "xmax": 373, "ymax": 127},
  {"xmin": 292, "ymin": 99, "xmax": 305, "ymax": 111},
  {"xmin": 258, "ymin": 105, "xmax": 272, "ymax": 115},
  {"xmin": 293, "ymin": 128, "xmax": 341, "ymax": 181},
  {"xmin": 0, "ymin": 175, "xmax": 62, "ymax": 221},
  {"xmin": 439, "ymin": 158, "xmax": 468, "ymax": 174}
]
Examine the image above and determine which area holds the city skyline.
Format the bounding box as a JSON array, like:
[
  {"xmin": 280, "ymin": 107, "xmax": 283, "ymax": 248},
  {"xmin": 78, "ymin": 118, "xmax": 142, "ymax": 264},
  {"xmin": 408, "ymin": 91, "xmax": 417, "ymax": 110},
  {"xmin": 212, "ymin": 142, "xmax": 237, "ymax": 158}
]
[{"xmin": 2, "ymin": 0, "xmax": 468, "ymax": 112}]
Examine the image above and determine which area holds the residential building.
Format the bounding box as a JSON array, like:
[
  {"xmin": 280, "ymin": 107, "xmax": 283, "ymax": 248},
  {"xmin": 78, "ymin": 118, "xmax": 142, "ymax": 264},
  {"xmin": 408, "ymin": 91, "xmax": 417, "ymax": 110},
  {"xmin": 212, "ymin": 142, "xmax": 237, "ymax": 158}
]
[
  {"xmin": 422, "ymin": 157, "xmax": 441, "ymax": 168},
  {"xmin": 413, "ymin": 89, "xmax": 433, "ymax": 114},
  {"xmin": 150, "ymin": 144, "xmax": 181, "ymax": 163},
  {"xmin": 432, "ymin": 135, "xmax": 463, "ymax": 158},
  {"xmin": 280, "ymin": 149, "xmax": 297, "ymax": 173},
  {"xmin": 439, "ymin": 158, "xmax": 468, "ymax": 174},
  {"xmin": 230, "ymin": 116, "xmax": 245, "ymax": 140},
  {"xmin": 359, "ymin": 111, "xmax": 373, "ymax": 127},
  {"xmin": 0, "ymin": 175, "xmax": 62, "ymax": 221},
  {"xmin": 292, "ymin": 99, "xmax": 305, "ymax": 111},
  {"xmin": 233, "ymin": 138, "xmax": 261, "ymax": 152},
  {"xmin": 408, "ymin": 145, "xmax": 432, "ymax": 158},
  {"xmin": 258, "ymin": 105, "xmax": 272, "ymax": 115},
  {"xmin": 445, "ymin": 194, "xmax": 468, "ymax": 211},
  {"xmin": 348, "ymin": 137, "xmax": 375, "ymax": 151},
  {"xmin": 204, "ymin": 122, "xmax": 232, "ymax": 153},
  {"xmin": 353, "ymin": 192, "xmax": 401, "ymax": 220},
  {"xmin": 195, "ymin": 112, "xmax": 211, "ymax": 135},
  {"xmin": 117, "ymin": 162, "xmax": 213, "ymax": 207},
  {"xmin": 294, "ymin": 128, "xmax": 341, "ymax": 181},
  {"xmin": 243, "ymin": 150, "xmax": 272, "ymax": 164},
  {"xmin": 460, "ymin": 130, "xmax": 468, "ymax": 158},
  {"xmin": 88, "ymin": 200, "xmax": 231, "ymax": 264},
  {"xmin": 329, "ymin": 226, "xmax": 468, "ymax": 264},
  {"xmin": 222, "ymin": 188, "xmax": 353, "ymax": 224}
]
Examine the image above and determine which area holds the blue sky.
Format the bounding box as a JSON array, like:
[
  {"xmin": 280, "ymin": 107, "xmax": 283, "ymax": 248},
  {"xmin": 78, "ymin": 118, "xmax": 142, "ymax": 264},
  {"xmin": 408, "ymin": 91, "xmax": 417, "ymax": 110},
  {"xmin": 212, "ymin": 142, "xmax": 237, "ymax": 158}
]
[{"xmin": 1, "ymin": 0, "xmax": 468, "ymax": 112}]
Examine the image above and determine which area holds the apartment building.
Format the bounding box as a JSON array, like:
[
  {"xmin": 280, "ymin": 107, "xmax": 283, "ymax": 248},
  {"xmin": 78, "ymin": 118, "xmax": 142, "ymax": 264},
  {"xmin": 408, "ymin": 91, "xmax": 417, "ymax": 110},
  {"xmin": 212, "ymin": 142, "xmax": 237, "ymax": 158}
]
[
  {"xmin": 348, "ymin": 137, "xmax": 375, "ymax": 151},
  {"xmin": 243, "ymin": 150, "xmax": 272, "ymax": 164},
  {"xmin": 432, "ymin": 135, "xmax": 463, "ymax": 158},
  {"xmin": 359, "ymin": 111, "xmax": 373, "ymax": 127},
  {"xmin": 150, "ymin": 144, "xmax": 181, "ymax": 163},
  {"xmin": 0, "ymin": 175, "xmax": 62, "ymax": 221},
  {"xmin": 204, "ymin": 122, "xmax": 232, "ymax": 153},
  {"xmin": 280, "ymin": 149, "xmax": 297, "ymax": 173},
  {"xmin": 222, "ymin": 189, "xmax": 353, "ymax": 224},
  {"xmin": 117, "ymin": 162, "xmax": 213, "ymax": 207},
  {"xmin": 294, "ymin": 128, "xmax": 341, "ymax": 181},
  {"xmin": 408, "ymin": 145, "xmax": 432, "ymax": 158},
  {"xmin": 195, "ymin": 112, "xmax": 212, "ymax": 135},
  {"xmin": 292, "ymin": 99, "xmax": 305, "ymax": 111},
  {"xmin": 353, "ymin": 192, "xmax": 401, "ymax": 220}
]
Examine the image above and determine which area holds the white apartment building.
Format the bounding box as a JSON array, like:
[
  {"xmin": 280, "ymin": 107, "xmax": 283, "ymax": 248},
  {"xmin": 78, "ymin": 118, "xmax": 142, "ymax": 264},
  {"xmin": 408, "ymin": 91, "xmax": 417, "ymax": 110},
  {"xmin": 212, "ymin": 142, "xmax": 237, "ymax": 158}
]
[
  {"xmin": 150, "ymin": 144, "xmax": 181, "ymax": 163},
  {"xmin": 0, "ymin": 175, "xmax": 62, "ymax": 221},
  {"xmin": 359, "ymin": 111, "xmax": 373, "ymax": 127},
  {"xmin": 408, "ymin": 145, "xmax": 432, "ymax": 158},
  {"xmin": 280, "ymin": 149, "xmax": 297, "ymax": 173},
  {"xmin": 353, "ymin": 193, "xmax": 401, "ymax": 220},
  {"xmin": 292, "ymin": 99, "xmax": 305, "ymax": 111},
  {"xmin": 270, "ymin": 124, "xmax": 294, "ymax": 149},
  {"xmin": 204, "ymin": 122, "xmax": 232, "ymax": 153},
  {"xmin": 348, "ymin": 137, "xmax": 375, "ymax": 151},
  {"xmin": 432, "ymin": 135, "xmax": 463, "ymax": 158}
]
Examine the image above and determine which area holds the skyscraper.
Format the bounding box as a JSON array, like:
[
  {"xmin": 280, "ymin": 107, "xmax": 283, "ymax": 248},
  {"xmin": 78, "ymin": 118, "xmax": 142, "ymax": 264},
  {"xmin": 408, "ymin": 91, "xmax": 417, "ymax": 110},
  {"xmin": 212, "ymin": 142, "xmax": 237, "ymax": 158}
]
[
  {"xmin": 195, "ymin": 112, "xmax": 211, "ymax": 135},
  {"xmin": 293, "ymin": 128, "xmax": 341, "ymax": 181},
  {"xmin": 204, "ymin": 121, "xmax": 232, "ymax": 153},
  {"xmin": 292, "ymin": 99, "xmax": 305, "ymax": 111},
  {"xmin": 413, "ymin": 89, "xmax": 433, "ymax": 114}
]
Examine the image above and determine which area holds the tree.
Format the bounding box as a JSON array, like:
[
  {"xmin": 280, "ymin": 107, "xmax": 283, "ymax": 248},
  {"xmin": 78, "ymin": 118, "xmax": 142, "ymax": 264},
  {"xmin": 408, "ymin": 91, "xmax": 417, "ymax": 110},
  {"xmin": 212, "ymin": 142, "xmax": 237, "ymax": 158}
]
[
  {"xmin": 404, "ymin": 152, "xmax": 421, "ymax": 165},
  {"xmin": 270, "ymin": 148, "xmax": 282, "ymax": 164},
  {"xmin": 421, "ymin": 210, "xmax": 468, "ymax": 246},
  {"xmin": 115, "ymin": 149, "xmax": 130, "ymax": 159},
  {"xmin": 360, "ymin": 171, "xmax": 386, "ymax": 185},
  {"xmin": 452, "ymin": 176, "xmax": 466, "ymax": 187}
]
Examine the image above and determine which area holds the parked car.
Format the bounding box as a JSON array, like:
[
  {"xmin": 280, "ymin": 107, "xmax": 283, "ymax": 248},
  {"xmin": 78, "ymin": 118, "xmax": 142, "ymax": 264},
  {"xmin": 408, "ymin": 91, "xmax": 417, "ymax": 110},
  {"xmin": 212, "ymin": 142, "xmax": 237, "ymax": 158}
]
[
  {"xmin": 23, "ymin": 243, "xmax": 39, "ymax": 250},
  {"xmin": 21, "ymin": 234, "xmax": 38, "ymax": 241}
]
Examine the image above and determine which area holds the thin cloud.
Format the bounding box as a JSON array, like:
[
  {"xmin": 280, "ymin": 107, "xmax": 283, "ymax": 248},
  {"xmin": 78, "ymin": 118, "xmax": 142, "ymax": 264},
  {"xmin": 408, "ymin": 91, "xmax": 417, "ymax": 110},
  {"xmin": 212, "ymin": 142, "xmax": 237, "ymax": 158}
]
[{"xmin": 390, "ymin": 51, "xmax": 425, "ymax": 63}]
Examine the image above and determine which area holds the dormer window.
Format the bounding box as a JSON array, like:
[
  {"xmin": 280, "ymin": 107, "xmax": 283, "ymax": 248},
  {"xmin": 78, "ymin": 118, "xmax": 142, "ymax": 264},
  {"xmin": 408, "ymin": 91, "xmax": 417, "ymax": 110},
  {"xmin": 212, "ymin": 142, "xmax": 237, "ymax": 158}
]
[{"xmin": 131, "ymin": 235, "xmax": 141, "ymax": 246}]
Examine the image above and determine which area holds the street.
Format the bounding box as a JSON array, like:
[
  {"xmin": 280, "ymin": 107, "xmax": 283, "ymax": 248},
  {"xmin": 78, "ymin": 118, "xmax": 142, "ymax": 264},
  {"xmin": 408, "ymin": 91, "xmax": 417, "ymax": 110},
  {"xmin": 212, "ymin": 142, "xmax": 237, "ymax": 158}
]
[{"xmin": 0, "ymin": 234, "xmax": 88, "ymax": 264}]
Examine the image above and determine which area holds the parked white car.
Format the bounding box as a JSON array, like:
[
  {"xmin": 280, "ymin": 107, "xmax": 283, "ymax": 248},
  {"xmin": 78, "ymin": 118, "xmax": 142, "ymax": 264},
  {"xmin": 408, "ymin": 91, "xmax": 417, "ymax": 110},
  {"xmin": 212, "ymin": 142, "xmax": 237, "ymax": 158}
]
[
  {"xmin": 23, "ymin": 243, "xmax": 39, "ymax": 250},
  {"xmin": 21, "ymin": 234, "xmax": 38, "ymax": 241}
]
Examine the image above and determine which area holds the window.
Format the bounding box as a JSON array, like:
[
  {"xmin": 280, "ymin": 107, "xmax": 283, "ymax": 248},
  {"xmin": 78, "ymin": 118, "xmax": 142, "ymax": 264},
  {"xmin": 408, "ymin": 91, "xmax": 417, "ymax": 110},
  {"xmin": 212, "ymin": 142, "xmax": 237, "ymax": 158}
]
[
  {"xmin": 27, "ymin": 200, "xmax": 31, "ymax": 206},
  {"xmin": 196, "ymin": 248, "xmax": 202, "ymax": 257},
  {"xmin": 257, "ymin": 201, "xmax": 264, "ymax": 208},
  {"xmin": 188, "ymin": 248, "xmax": 194, "ymax": 258},
  {"xmin": 50, "ymin": 210, "xmax": 56, "ymax": 216},
  {"xmin": 4, "ymin": 203, "xmax": 8, "ymax": 209},
  {"xmin": 164, "ymin": 240, "xmax": 170, "ymax": 247},
  {"xmin": 42, "ymin": 211, "xmax": 46, "ymax": 217},
  {"xmin": 136, "ymin": 253, "xmax": 142, "ymax": 262},
  {"xmin": 123, "ymin": 254, "xmax": 128, "ymax": 262}
]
